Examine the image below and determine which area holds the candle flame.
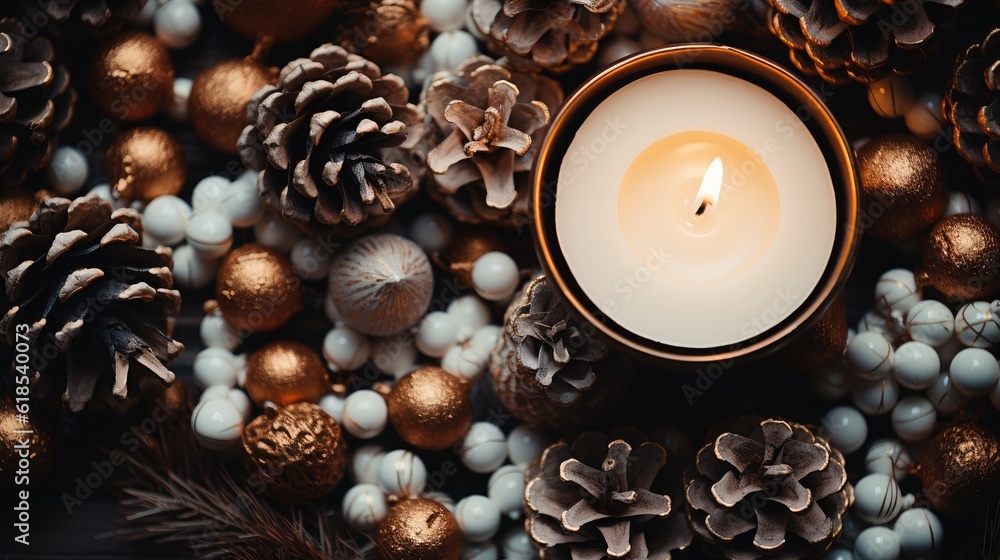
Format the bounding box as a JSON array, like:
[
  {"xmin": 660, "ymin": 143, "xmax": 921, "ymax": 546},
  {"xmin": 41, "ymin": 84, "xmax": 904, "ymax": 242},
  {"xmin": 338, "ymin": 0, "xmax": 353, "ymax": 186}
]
[{"xmin": 694, "ymin": 157, "xmax": 723, "ymax": 216}]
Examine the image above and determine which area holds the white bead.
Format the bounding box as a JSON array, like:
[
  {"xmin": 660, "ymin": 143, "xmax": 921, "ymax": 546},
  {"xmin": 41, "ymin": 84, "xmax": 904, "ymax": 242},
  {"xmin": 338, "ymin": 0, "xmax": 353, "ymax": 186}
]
[
  {"xmin": 88, "ymin": 183, "xmax": 115, "ymax": 204},
  {"xmin": 171, "ymin": 244, "xmax": 218, "ymax": 288},
  {"xmin": 350, "ymin": 444, "xmax": 386, "ymax": 485},
  {"xmin": 597, "ymin": 36, "xmax": 643, "ymax": 68},
  {"xmin": 826, "ymin": 549, "xmax": 854, "ymax": 560},
  {"xmin": 219, "ymin": 178, "xmax": 264, "ymax": 228},
  {"xmin": 858, "ymin": 308, "xmax": 905, "ymax": 343},
  {"xmin": 291, "ymin": 237, "xmax": 332, "ymax": 281},
  {"xmin": 891, "ymin": 396, "xmax": 937, "ymax": 442},
  {"xmin": 472, "ymin": 252, "xmax": 519, "ymax": 302},
  {"xmin": 904, "ymin": 92, "xmax": 944, "ymax": 140},
  {"xmin": 852, "ymin": 377, "xmax": 899, "ymax": 416},
  {"xmin": 461, "ymin": 422, "xmax": 508, "ymax": 474},
  {"xmin": 501, "ymin": 528, "xmax": 536, "ymax": 560},
  {"xmin": 421, "ymin": 0, "xmax": 468, "ymax": 32},
  {"xmin": 810, "ymin": 363, "xmax": 852, "ymax": 400},
  {"xmin": 821, "ymin": 406, "xmax": 868, "ymax": 454},
  {"xmin": 319, "ymin": 393, "xmax": 346, "ymax": 423},
  {"xmin": 854, "ymin": 473, "xmax": 914, "ymax": 524},
  {"xmin": 926, "ymin": 372, "xmax": 970, "ymax": 416},
  {"xmin": 488, "ymin": 465, "xmax": 525, "ymax": 520},
  {"xmin": 423, "ymin": 490, "xmax": 457, "ymax": 513},
  {"xmin": 408, "ymin": 212, "xmax": 453, "ymax": 253},
  {"xmin": 950, "ymin": 346, "xmax": 1000, "ymax": 395},
  {"xmin": 944, "ymin": 190, "xmax": 981, "ymax": 217},
  {"xmin": 155, "ymin": 0, "xmax": 201, "ymax": 49},
  {"xmin": 342, "ymin": 389, "xmax": 388, "ymax": 439},
  {"xmin": 462, "ymin": 542, "xmax": 499, "ymax": 560},
  {"xmin": 342, "ymin": 483, "xmax": 388, "ymax": 533},
  {"xmin": 469, "ymin": 325, "xmax": 501, "ymax": 359},
  {"xmin": 854, "ymin": 526, "xmax": 901, "ymax": 560},
  {"xmin": 441, "ymin": 343, "xmax": 487, "ymax": 380},
  {"xmin": 45, "ymin": 146, "xmax": 88, "ymax": 195},
  {"xmin": 893, "ymin": 508, "xmax": 942, "ymax": 556},
  {"xmin": 142, "ymin": 195, "xmax": 192, "ymax": 245},
  {"xmin": 875, "ymin": 268, "xmax": 921, "ymax": 317},
  {"xmin": 165, "ymin": 76, "xmax": 193, "ymax": 121},
  {"xmin": 416, "ymin": 311, "xmax": 459, "ymax": 358},
  {"xmin": 323, "ymin": 326, "xmax": 371, "ymax": 372},
  {"xmin": 447, "ymin": 295, "xmax": 491, "ymax": 342},
  {"xmin": 955, "ymin": 300, "xmax": 1000, "ymax": 347},
  {"xmin": 199, "ymin": 384, "xmax": 231, "ymax": 402},
  {"xmin": 191, "ymin": 398, "xmax": 244, "ymax": 450},
  {"xmin": 428, "ymin": 30, "xmax": 479, "ymax": 74},
  {"xmin": 866, "ymin": 74, "xmax": 915, "ymax": 118},
  {"xmin": 455, "ymin": 495, "xmax": 501, "ymax": 543},
  {"xmin": 864, "ymin": 439, "xmax": 912, "ymax": 482},
  {"xmin": 226, "ymin": 388, "xmax": 252, "ymax": 421},
  {"xmin": 906, "ymin": 300, "xmax": 955, "ymax": 347},
  {"xmin": 507, "ymin": 424, "xmax": 549, "ymax": 467},
  {"xmin": 200, "ymin": 313, "xmax": 240, "ymax": 350},
  {"xmin": 377, "ymin": 449, "xmax": 427, "ymax": 498},
  {"xmin": 253, "ymin": 213, "xmax": 302, "ymax": 252},
  {"xmin": 892, "ymin": 341, "xmax": 939, "ymax": 390},
  {"xmin": 846, "ymin": 331, "xmax": 894, "ymax": 381},
  {"xmin": 193, "ymin": 347, "xmax": 239, "ymax": 388},
  {"xmin": 185, "ymin": 210, "xmax": 233, "ymax": 258},
  {"xmin": 132, "ymin": 0, "xmax": 158, "ymax": 26},
  {"xmin": 193, "ymin": 175, "xmax": 230, "ymax": 211},
  {"xmin": 370, "ymin": 335, "xmax": 418, "ymax": 377}
]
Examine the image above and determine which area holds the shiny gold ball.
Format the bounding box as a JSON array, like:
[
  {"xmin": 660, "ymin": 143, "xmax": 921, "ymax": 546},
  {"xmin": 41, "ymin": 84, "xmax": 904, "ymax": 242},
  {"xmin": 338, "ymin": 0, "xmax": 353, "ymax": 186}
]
[
  {"xmin": 1, "ymin": 396, "xmax": 56, "ymax": 485},
  {"xmin": 857, "ymin": 134, "xmax": 948, "ymax": 242},
  {"xmin": 88, "ymin": 31, "xmax": 174, "ymax": 122},
  {"xmin": 780, "ymin": 291, "xmax": 848, "ymax": 372},
  {"xmin": 242, "ymin": 402, "xmax": 347, "ymax": 504},
  {"xmin": 106, "ymin": 127, "xmax": 187, "ymax": 203},
  {"xmin": 216, "ymin": 243, "xmax": 303, "ymax": 333},
  {"xmin": 433, "ymin": 228, "xmax": 509, "ymax": 287},
  {"xmin": 919, "ymin": 214, "xmax": 1000, "ymax": 301},
  {"xmin": 375, "ymin": 498, "xmax": 462, "ymax": 560},
  {"xmin": 190, "ymin": 57, "xmax": 277, "ymax": 155},
  {"xmin": 245, "ymin": 340, "xmax": 330, "ymax": 407},
  {"xmin": 341, "ymin": 0, "xmax": 430, "ymax": 65},
  {"xmin": 0, "ymin": 188, "xmax": 50, "ymax": 232},
  {"xmin": 214, "ymin": 0, "xmax": 342, "ymax": 44},
  {"xmin": 387, "ymin": 367, "xmax": 472, "ymax": 451},
  {"xmin": 917, "ymin": 421, "xmax": 1000, "ymax": 517}
]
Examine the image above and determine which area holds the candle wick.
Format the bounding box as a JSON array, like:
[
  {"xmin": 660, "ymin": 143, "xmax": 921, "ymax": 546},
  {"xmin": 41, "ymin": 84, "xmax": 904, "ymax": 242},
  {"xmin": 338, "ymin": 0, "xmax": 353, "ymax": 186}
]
[{"xmin": 695, "ymin": 201, "xmax": 709, "ymax": 216}]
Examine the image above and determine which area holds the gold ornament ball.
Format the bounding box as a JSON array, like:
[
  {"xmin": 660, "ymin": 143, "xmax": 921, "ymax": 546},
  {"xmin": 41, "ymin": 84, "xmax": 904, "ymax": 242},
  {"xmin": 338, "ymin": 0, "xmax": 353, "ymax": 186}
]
[
  {"xmin": 341, "ymin": 0, "xmax": 430, "ymax": 65},
  {"xmin": 88, "ymin": 31, "xmax": 174, "ymax": 121},
  {"xmin": 213, "ymin": 0, "xmax": 341, "ymax": 44},
  {"xmin": 216, "ymin": 243, "xmax": 303, "ymax": 333},
  {"xmin": 917, "ymin": 421, "xmax": 1000, "ymax": 517},
  {"xmin": 919, "ymin": 214, "xmax": 1000, "ymax": 301},
  {"xmin": 387, "ymin": 367, "xmax": 472, "ymax": 451},
  {"xmin": 245, "ymin": 340, "xmax": 330, "ymax": 407},
  {"xmin": 190, "ymin": 57, "xmax": 277, "ymax": 155},
  {"xmin": 106, "ymin": 127, "xmax": 187, "ymax": 203},
  {"xmin": 1, "ymin": 397, "xmax": 56, "ymax": 485},
  {"xmin": 242, "ymin": 402, "xmax": 347, "ymax": 504},
  {"xmin": 375, "ymin": 498, "xmax": 462, "ymax": 560},
  {"xmin": 780, "ymin": 291, "xmax": 848, "ymax": 372},
  {"xmin": 857, "ymin": 134, "xmax": 949, "ymax": 242}
]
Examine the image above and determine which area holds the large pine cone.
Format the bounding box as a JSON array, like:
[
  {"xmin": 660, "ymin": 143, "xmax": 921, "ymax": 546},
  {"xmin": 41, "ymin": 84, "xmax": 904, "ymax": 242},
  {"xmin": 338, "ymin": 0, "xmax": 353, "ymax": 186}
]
[
  {"xmin": 470, "ymin": 0, "xmax": 626, "ymax": 71},
  {"xmin": 525, "ymin": 430, "xmax": 692, "ymax": 559},
  {"xmin": 238, "ymin": 44, "xmax": 425, "ymax": 236},
  {"xmin": 684, "ymin": 416, "xmax": 853, "ymax": 560},
  {"xmin": 943, "ymin": 28, "xmax": 1000, "ymax": 183},
  {"xmin": 0, "ymin": 18, "xmax": 75, "ymax": 188},
  {"xmin": 0, "ymin": 195, "xmax": 183, "ymax": 412},
  {"xmin": 12, "ymin": 0, "xmax": 148, "ymax": 38},
  {"xmin": 423, "ymin": 56, "xmax": 561, "ymax": 225},
  {"xmin": 767, "ymin": 0, "xmax": 965, "ymax": 84},
  {"xmin": 489, "ymin": 275, "xmax": 631, "ymax": 431}
]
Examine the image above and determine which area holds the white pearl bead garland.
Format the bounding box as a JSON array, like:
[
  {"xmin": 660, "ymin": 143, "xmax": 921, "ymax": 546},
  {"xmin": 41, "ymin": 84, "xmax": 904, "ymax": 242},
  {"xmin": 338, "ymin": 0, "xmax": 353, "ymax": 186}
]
[
  {"xmin": 460, "ymin": 422, "xmax": 508, "ymax": 474},
  {"xmin": 193, "ymin": 347, "xmax": 242, "ymax": 388},
  {"xmin": 448, "ymin": 295, "xmax": 491, "ymax": 342},
  {"xmin": 341, "ymin": 389, "xmax": 388, "ymax": 439},
  {"xmin": 142, "ymin": 195, "xmax": 192, "ymax": 245},
  {"xmin": 501, "ymin": 528, "xmax": 536, "ymax": 560},
  {"xmin": 866, "ymin": 74, "xmax": 915, "ymax": 118},
  {"xmin": 416, "ymin": 311, "xmax": 459, "ymax": 358},
  {"xmin": 507, "ymin": 425, "xmax": 549, "ymax": 467},
  {"xmin": 323, "ymin": 326, "xmax": 371, "ymax": 372},
  {"xmin": 455, "ymin": 495, "xmax": 501, "ymax": 543},
  {"xmin": 893, "ymin": 508, "xmax": 942, "ymax": 557},
  {"xmin": 471, "ymin": 252, "xmax": 519, "ymax": 302},
  {"xmin": 191, "ymin": 397, "xmax": 244, "ymax": 450},
  {"xmin": 853, "ymin": 473, "xmax": 914, "ymax": 524},
  {"xmin": 350, "ymin": 444, "xmax": 386, "ymax": 485},
  {"xmin": 154, "ymin": 0, "xmax": 201, "ymax": 49},
  {"xmin": 821, "ymin": 406, "xmax": 868, "ymax": 454},
  {"xmin": 342, "ymin": 483, "xmax": 389, "ymax": 532},
  {"xmin": 409, "ymin": 212, "xmax": 454, "ymax": 253},
  {"xmin": 461, "ymin": 542, "xmax": 498, "ymax": 560},
  {"xmin": 370, "ymin": 335, "xmax": 419, "ymax": 377},
  {"xmin": 891, "ymin": 341, "xmax": 939, "ymax": 390},
  {"xmin": 319, "ymin": 393, "xmax": 346, "ymax": 423},
  {"xmin": 377, "ymin": 449, "xmax": 427, "ymax": 498},
  {"xmin": 874, "ymin": 268, "xmax": 921, "ymax": 317},
  {"xmin": 253, "ymin": 213, "xmax": 302, "ymax": 252},
  {"xmin": 421, "ymin": 0, "xmax": 469, "ymax": 33},
  {"xmin": 852, "ymin": 377, "xmax": 899, "ymax": 416},
  {"xmin": 291, "ymin": 237, "xmax": 332, "ymax": 281},
  {"xmin": 219, "ymin": 178, "xmax": 264, "ymax": 228},
  {"xmin": 185, "ymin": 210, "xmax": 233, "ymax": 258},
  {"xmin": 949, "ymin": 347, "xmax": 1000, "ymax": 395},
  {"xmin": 890, "ymin": 396, "xmax": 936, "ymax": 441},
  {"xmin": 854, "ymin": 526, "xmax": 901, "ymax": 560},
  {"xmin": 847, "ymin": 331, "xmax": 894, "ymax": 381},
  {"xmin": 200, "ymin": 312, "xmax": 240, "ymax": 351},
  {"xmin": 863, "ymin": 439, "xmax": 911, "ymax": 482},
  {"xmin": 944, "ymin": 190, "xmax": 981, "ymax": 217},
  {"xmin": 165, "ymin": 76, "xmax": 192, "ymax": 121},
  {"xmin": 905, "ymin": 300, "xmax": 954, "ymax": 346},
  {"xmin": 926, "ymin": 372, "xmax": 970, "ymax": 416},
  {"xmin": 428, "ymin": 30, "xmax": 479, "ymax": 74},
  {"xmin": 904, "ymin": 92, "xmax": 944, "ymax": 140},
  {"xmin": 171, "ymin": 244, "xmax": 219, "ymax": 288},
  {"xmin": 487, "ymin": 465, "xmax": 525, "ymax": 520},
  {"xmin": 954, "ymin": 300, "xmax": 1000, "ymax": 347}
]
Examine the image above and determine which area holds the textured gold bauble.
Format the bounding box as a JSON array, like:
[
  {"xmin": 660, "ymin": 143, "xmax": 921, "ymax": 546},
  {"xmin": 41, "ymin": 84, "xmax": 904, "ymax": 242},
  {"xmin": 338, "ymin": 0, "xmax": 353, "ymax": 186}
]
[
  {"xmin": 375, "ymin": 498, "xmax": 462, "ymax": 560},
  {"xmin": 241, "ymin": 402, "xmax": 347, "ymax": 504},
  {"xmin": 780, "ymin": 291, "xmax": 848, "ymax": 371},
  {"xmin": 433, "ymin": 228, "xmax": 509, "ymax": 287},
  {"xmin": 88, "ymin": 31, "xmax": 174, "ymax": 122},
  {"xmin": 190, "ymin": 57, "xmax": 277, "ymax": 155},
  {"xmin": 387, "ymin": 367, "xmax": 472, "ymax": 451},
  {"xmin": 213, "ymin": 0, "xmax": 341, "ymax": 44},
  {"xmin": 919, "ymin": 214, "xmax": 1000, "ymax": 301},
  {"xmin": 856, "ymin": 134, "xmax": 948, "ymax": 242},
  {"xmin": 917, "ymin": 421, "xmax": 1000, "ymax": 517},
  {"xmin": 245, "ymin": 340, "xmax": 330, "ymax": 407},
  {"xmin": 106, "ymin": 127, "xmax": 187, "ymax": 203},
  {"xmin": 339, "ymin": 0, "xmax": 430, "ymax": 65},
  {"xmin": 216, "ymin": 243, "xmax": 303, "ymax": 333},
  {"xmin": 0, "ymin": 397, "xmax": 56, "ymax": 485},
  {"xmin": 0, "ymin": 189, "xmax": 50, "ymax": 232}
]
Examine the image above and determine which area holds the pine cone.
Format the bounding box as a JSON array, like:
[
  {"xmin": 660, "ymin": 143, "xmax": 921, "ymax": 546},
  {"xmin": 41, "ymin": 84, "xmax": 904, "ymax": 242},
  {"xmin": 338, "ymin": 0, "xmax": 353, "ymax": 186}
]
[
  {"xmin": 0, "ymin": 17, "xmax": 75, "ymax": 188},
  {"xmin": 489, "ymin": 275, "xmax": 631, "ymax": 431},
  {"xmin": 767, "ymin": 0, "xmax": 965, "ymax": 84},
  {"xmin": 684, "ymin": 416, "xmax": 852, "ymax": 560},
  {"xmin": 13, "ymin": 0, "xmax": 149, "ymax": 38},
  {"xmin": 943, "ymin": 28, "xmax": 1000, "ymax": 183},
  {"xmin": 471, "ymin": 0, "xmax": 625, "ymax": 71},
  {"xmin": 423, "ymin": 56, "xmax": 561, "ymax": 225},
  {"xmin": 0, "ymin": 195, "xmax": 183, "ymax": 412},
  {"xmin": 525, "ymin": 430, "xmax": 692, "ymax": 559},
  {"xmin": 238, "ymin": 44, "xmax": 425, "ymax": 236}
]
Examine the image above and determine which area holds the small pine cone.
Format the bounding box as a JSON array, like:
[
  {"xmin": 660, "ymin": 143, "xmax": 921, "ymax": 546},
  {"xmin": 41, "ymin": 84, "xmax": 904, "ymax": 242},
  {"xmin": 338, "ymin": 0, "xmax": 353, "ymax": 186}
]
[
  {"xmin": 424, "ymin": 56, "xmax": 561, "ymax": 225},
  {"xmin": 471, "ymin": 0, "xmax": 625, "ymax": 71},
  {"xmin": 684, "ymin": 416, "xmax": 853, "ymax": 560},
  {"xmin": 0, "ymin": 18, "xmax": 75, "ymax": 188},
  {"xmin": 489, "ymin": 275, "xmax": 631, "ymax": 431},
  {"xmin": 238, "ymin": 44, "xmax": 425, "ymax": 236},
  {"xmin": 767, "ymin": 0, "xmax": 965, "ymax": 84},
  {"xmin": 0, "ymin": 195, "xmax": 183, "ymax": 412},
  {"xmin": 943, "ymin": 28, "xmax": 1000, "ymax": 183},
  {"xmin": 13, "ymin": 0, "xmax": 149, "ymax": 38}
]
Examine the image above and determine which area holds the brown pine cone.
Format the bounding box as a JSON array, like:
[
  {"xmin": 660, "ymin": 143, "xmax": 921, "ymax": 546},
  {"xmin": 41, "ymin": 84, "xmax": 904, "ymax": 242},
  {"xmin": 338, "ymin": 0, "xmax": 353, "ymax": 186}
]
[
  {"xmin": 684, "ymin": 416, "xmax": 852, "ymax": 560},
  {"xmin": 0, "ymin": 17, "xmax": 75, "ymax": 188},
  {"xmin": 13, "ymin": 0, "xmax": 149, "ymax": 38},
  {"xmin": 943, "ymin": 28, "xmax": 1000, "ymax": 183},
  {"xmin": 0, "ymin": 195, "xmax": 183, "ymax": 412},
  {"xmin": 238, "ymin": 44, "xmax": 425, "ymax": 236}
]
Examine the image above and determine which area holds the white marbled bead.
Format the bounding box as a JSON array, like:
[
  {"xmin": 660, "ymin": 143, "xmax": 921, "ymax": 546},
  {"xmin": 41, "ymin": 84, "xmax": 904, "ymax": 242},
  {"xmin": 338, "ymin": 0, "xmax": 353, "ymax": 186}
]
[
  {"xmin": 944, "ymin": 190, "xmax": 981, "ymax": 217},
  {"xmin": 507, "ymin": 424, "xmax": 550, "ymax": 467},
  {"xmin": 342, "ymin": 389, "xmax": 388, "ymax": 439},
  {"xmin": 461, "ymin": 422, "xmax": 508, "ymax": 474},
  {"xmin": 88, "ymin": 183, "xmax": 115, "ymax": 204},
  {"xmin": 442, "ymin": 343, "xmax": 488, "ymax": 381},
  {"xmin": 904, "ymin": 92, "xmax": 944, "ymax": 140},
  {"xmin": 854, "ymin": 473, "xmax": 915, "ymax": 524},
  {"xmin": 192, "ymin": 175, "xmax": 229, "ymax": 211},
  {"xmin": 342, "ymin": 483, "xmax": 388, "ymax": 533},
  {"xmin": 892, "ymin": 341, "xmax": 939, "ymax": 390},
  {"xmin": 142, "ymin": 195, "xmax": 192, "ymax": 245},
  {"xmin": 826, "ymin": 549, "xmax": 854, "ymax": 560},
  {"xmin": 846, "ymin": 331, "xmax": 894, "ymax": 380},
  {"xmin": 949, "ymin": 347, "xmax": 1000, "ymax": 395},
  {"xmin": 377, "ymin": 449, "xmax": 427, "ymax": 498},
  {"xmin": 323, "ymin": 326, "xmax": 371, "ymax": 372},
  {"xmin": 219, "ymin": 178, "xmax": 264, "ymax": 228},
  {"xmin": 469, "ymin": 325, "xmax": 501, "ymax": 358},
  {"xmin": 416, "ymin": 311, "xmax": 459, "ymax": 358},
  {"xmin": 472, "ymin": 252, "xmax": 519, "ymax": 302},
  {"xmin": 852, "ymin": 377, "xmax": 899, "ymax": 416},
  {"xmin": 501, "ymin": 528, "xmax": 536, "ymax": 560},
  {"xmin": 46, "ymin": 146, "xmax": 88, "ymax": 195},
  {"xmin": 226, "ymin": 388, "xmax": 252, "ymax": 421},
  {"xmin": 891, "ymin": 396, "xmax": 937, "ymax": 442},
  {"xmin": 893, "ymin": 507, "xmax": 942, "ymax": 557},
  {"xmin": 193, "ymin": 347, "xmax": 239, "ymax": 388},
  {"xmin": 171, "ymin": 244, "xmax": 219, "ymax": 288},
  {"xmin": 875, "ymin": 268, "xmax": 921, "ymax": 317},
  {"xmin": 165, "ymin": 76, "xmax": 192, "ymax": 121},
  {"xmin": 319, "ymin": 393, "xmax": 346, "ymax": 423},
  {"xmin": 905, "ymin": 300, "xmax": 954, "ymax": 347},
  {"xmin": 154, "ymin": 0, "xmax": 201, "ymax": 49},
  {"xmin": 821, "ymin": 406, "xmax": 868, "ymax": 454},
  {"xmin": 488, "ymin": 465, "xmax": 525, "ymax": 520},
  {"xmin": 926, "ymin": 372, "xmax": 970, "ymax": 416},
  {"xmin": 447, "ymin": 295, "xmax": 491, "ymax": 342},
  {"xmin": 185, "ymin": 210, "xmax": 233, "ymax": 258},
  {"xmin": 955, "ymin": 300, "xmax": 1000, "ymax": 347},
  {"xmin": 350, "ymin": 444, "xmax": 386, "ymax": 485},
  {"xmin": 455, "ymin": 495, "xmax": 501, "ymax": 543},
  {"xmin": 191, "ymin": 398, "xmax": 244, "ymax": 450},
  {"xmin": 253, "ymin": 212, "xmax": 302, "ymax": 252},
  {"xmin": 864, "ymin": 439, "xmax": 912, "ymax": 482},
  {"xmin": 854, "ymin": 526, "xmax": 901, "ymax": 560},
  {"xmin": 867, "ymin": 74, "xmax": 915, "ymax": 118}
]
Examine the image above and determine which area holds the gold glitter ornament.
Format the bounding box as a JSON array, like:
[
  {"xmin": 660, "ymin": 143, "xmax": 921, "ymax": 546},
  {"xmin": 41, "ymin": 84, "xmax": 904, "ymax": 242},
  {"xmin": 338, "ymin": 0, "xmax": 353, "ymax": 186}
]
[
  {"xmin": 213, "ymin": 0, "xmax": 342, "ymax": 44},
  {"xmin": 338, "ymin": 0, "xmax": 430, "ymax": 65},
  {"xmin": 918, "ymin": 214, "xmax": 1000, "ymax": 301},
  {"xmin": 432, "ymin": 228, "xmax": 509, "ymax": 287},
  {"xmin": 215, "ymin": 243, "xmax": 303, "ymax": 333},
  {"xmin": 245, "ymin": 341, "xmax": 330, "ymax": 407},
  {"xmin": 189, "ymin": 55, "xmax": 277, "ymax": 155},
  {"xmin": 857, "ymin": 134, "xmax": 949, "ymax": 242},
  {"xmin": 0, "ymin": 396, "xmax": 56, "ymax": 485},
  {"xmin": 105, "ymin": 127, "xmax": 187, "ymax": 203},
  {"xmin": 0, "ymin": 189, "xmax": 50, "ymax": 231},
  {"xmin": 88, "ymin": 31, "xmax": 174, "ymax": 122},
  {"xmin": 375, "ymin": 498, "xmax": 462, "ymax": 560},
  {"xmin": 386, "ymin": 367, "xmax": 472, "ymax": 451},
  {"xmin": 241, "ymin": 402, "xmax": 347, "ymax": 504},
  {"xmin": 779, "ymin": 291, "xmax": 848, "ymax": 371},
  {"xmin": 917, "ymin": 421, "xmax": 1000, "ymax": 517}
]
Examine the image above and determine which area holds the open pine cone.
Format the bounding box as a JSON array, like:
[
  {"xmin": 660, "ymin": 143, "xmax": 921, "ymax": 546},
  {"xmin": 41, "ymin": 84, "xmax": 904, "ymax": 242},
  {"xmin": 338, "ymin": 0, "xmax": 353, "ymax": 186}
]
[
  {"xmin": 525, "ymin": 430, "xmax": 692, "ymax": 559},
  {"xmin": 943, "ymin": 28, "xmax": 1000, "ymax": 183},
  {"xmin": 684, "ymin": 416, "xmax": 852, "ymax": 560},
  {"xmin": 767, "ymin": 0, "xmax": 965, "ymax": 84},
  {"xmin": 0, "ymin": 195, "xmax": 183, "ymax": 412},
  {"xmin": 0, "ymin": 17, "xmax": 75, "ymax": 188},
  {"xmin": 423, "ymin": 56, "xmax": 561, "ymax": 225},
  {"xmin": 490, "ymin": 275, "xmax": 631, "ymax": 431},
  {"xmin": 238, "ymin": 44, "xmax": 424, "ymax": 236},
  {"xmin": 12, "ymin": 0, "xmax": 148, "ymax": 37}
]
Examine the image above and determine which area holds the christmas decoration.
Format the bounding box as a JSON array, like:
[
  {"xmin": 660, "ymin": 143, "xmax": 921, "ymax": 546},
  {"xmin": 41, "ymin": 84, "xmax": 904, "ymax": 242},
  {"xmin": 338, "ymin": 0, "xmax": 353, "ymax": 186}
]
[
  {"xmin": 0, "ymin": 396, "xmax": 56, "ymax": 483},
  {"xmin": 13, "ymin": 0, "xmax": 148, "ymax": 37},
  {"xmin": 238, "ymin": 44, "xmax": 424, "ymax": 235},
  {"xmin": 684, "ymin": 416, "xmax": 852, "ymax": 559},
  {"xmin": 335, "ymin": 0, "xmax": 431, "ymax": 65},
  {"xmin": 628, "ymin": 0, "xmax": 746, "ymax": 43},
  {"xmin": 386, "ymin": 366, "xmax": 473, "ymax": 451},
  {"xmin": 88, "ymin": 30, "xmax": 173, "ymax": 121},
  {"xmin": 375, "ymin": 498, "xmax": 463, "ymax": 560},
  {"xmin": 433, "ymin": 227, "xmax": 509, "ymax": 285},
  {"xmin": 780, "ymin": 291, "xmax": 848, "ymax": 372},
  {"xmin": 490, "ymin": 275, "xmax": 631, "ymax": 431},
  {"xmin": 943, "ymin": 28, "xmax": 1000, "ymax": 183},
  {"xmin": 0, "ymin": 195, "xmax": 183, "ymax": 412},
  {"xmin": 215, "ymin": 243, "xmax": 302, "ymax": 333},
  {"xmin": 917, "ymin": 421, "xmax": 1000, "ymax": 517},
  {"xmin": 245, "ymin": 340, "xmax": 330, "ymax": 407},
  {"xmin": 106, "ymin": 127, "xmax": 187, "ymax": 203},
  {"xmin": 918, "ymin": 214, "xmax": 1000, "ymax": 301},
  {"xmin": 212, "ymin": 0, "xmax": 341, "ymax": 43},
  {"xmin": 189, "ymin": 54, "xmax": 277, "ymax": 155},
  {"xmin": 0, "ymin": 188, "xmax": 50, "ymax": 231}
]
